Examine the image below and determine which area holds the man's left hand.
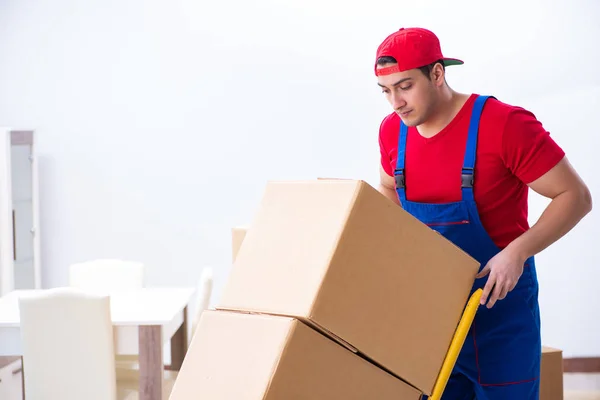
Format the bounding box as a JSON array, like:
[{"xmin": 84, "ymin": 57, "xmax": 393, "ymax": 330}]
[{"xmin": 476, "ymin": 248, "xmax": 525, "ymax": 308}]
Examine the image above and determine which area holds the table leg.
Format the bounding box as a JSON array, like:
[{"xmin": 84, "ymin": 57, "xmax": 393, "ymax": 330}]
[
  {"xmin": 169, "ymin": 306, "xmax": 188, "ymax": 371},
  {"xmin": 20, "ymin": 356, "xmax": 25, "ymax": 400},
  {"xmin": 139, "ymin": 325, "xmax": 163, "ymax": 400}
]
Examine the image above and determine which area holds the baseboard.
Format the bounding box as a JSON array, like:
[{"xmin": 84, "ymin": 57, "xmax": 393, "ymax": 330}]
[{"xmin": 564, "ymin": 357, "xmax": 600, "ymax": 373}]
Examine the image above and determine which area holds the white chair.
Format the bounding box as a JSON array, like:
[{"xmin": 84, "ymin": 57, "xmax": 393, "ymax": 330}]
[
  {"xmin": 68, "ymin": 259, "xmax": 146, "ymax": 368},
  {"xmin": 69, "ymin": 259, "xmax": 145, "ymax": 291},
  {"xmin": 18, "ymin": 287, "xmax": 119, "ymax": 400}
]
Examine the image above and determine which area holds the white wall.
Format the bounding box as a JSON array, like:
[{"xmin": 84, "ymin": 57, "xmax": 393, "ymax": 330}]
[{"xmin": 0, "ymin": 0, "xmax": 598, "ymax": 357}]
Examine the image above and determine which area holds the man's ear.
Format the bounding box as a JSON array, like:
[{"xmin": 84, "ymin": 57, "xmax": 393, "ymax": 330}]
[{"xmin": 431, "ymin": 63, "xmax": 445, "ymax": 86}]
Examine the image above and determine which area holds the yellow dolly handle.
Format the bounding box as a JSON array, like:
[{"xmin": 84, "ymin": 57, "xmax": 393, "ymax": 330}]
[{"xmin": 429, "ymin": 288, "xmax": 483, "ymax": 400}]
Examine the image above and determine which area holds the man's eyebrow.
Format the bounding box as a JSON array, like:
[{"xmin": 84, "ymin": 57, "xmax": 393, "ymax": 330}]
[{"xmin": 377, "ymin": 77, "xmax": 412, "ymax": 88}]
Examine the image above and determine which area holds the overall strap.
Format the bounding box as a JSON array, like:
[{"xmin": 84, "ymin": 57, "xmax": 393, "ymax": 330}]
[
  {"xmin": 461, "ymin": 95, "xmax": 493, "ymax": 201},
  {"xmin": 394, "ymin": 121, "xmax": 409, "ymax": 203}
]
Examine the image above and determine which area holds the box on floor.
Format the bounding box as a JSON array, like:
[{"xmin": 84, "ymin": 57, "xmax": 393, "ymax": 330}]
[
  {"xmin": 169, "ymin": 309, "xmax": 423, "ymax": 400},
  {"xmin": 219, "ymin": 179, "xmax": 480, "ymax": 395},
  {"xmin": 541, "ymin": 346, "xmax": 564, "ymax": 400}
]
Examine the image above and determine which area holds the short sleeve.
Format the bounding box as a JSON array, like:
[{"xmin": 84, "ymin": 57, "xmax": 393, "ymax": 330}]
[
  {"xmin": 379, "ymin": 134, "xmax": 393, "ymax": 176},
  {"xmin": 502, "ymin": 108, "xmax": 565, "ymax": 184},
  {"xmin": 379, "ymin": 116, "xmax": 395, "ymax": 177}
]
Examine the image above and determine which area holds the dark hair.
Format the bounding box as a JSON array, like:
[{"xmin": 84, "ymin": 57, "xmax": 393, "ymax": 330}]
[{"xmin": 376, "ymin": 56, "xmax": 445, "ymax": 80}]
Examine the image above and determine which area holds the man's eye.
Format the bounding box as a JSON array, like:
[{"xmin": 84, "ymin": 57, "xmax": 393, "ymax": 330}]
[{"xmin": 400, "ymin": 85, "xmax": 412, "ymax": 90}]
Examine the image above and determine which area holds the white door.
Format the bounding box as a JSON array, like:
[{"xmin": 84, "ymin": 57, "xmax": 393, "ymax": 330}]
[{"xmin": 0, "ymin": 129, "xmax": 41, "ymax": 295}]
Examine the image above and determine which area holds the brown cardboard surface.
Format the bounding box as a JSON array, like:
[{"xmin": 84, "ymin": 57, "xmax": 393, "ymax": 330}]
[
  {"xmin": 541, "ymin": 346, "xmax": 564, "ymax": 400},
  {"xmin": 231, "ymin": 226, "xmax": 248, "ymax": 262},
  {"xmin": 169, "ymin": 309, "xmax": 422, "ymax": 400},
  {"xmin": 217, "ymin": 179, "xmax": 480, "ymax": 394}
]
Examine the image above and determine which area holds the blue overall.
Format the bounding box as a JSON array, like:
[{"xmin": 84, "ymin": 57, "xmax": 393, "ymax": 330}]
[{"xmin": 394, "ymin": 95, "xmax": 541, "ymax": 399}]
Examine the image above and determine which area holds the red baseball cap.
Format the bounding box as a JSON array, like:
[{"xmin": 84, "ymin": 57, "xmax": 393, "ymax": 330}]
[{"xmin": 374, "ymin": 27, "xmax": 463, "ymax": 76}]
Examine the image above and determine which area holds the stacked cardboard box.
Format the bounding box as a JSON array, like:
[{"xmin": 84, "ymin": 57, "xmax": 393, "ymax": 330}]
[{"xmin": 169, "ymin": 179, "xmax": 481, "ymax": 399}]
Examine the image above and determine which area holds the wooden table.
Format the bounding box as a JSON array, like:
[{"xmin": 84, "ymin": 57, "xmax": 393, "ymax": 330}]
[{"xmin": 0, "ymin": 287, "xmax": 196, "ymax": 400}]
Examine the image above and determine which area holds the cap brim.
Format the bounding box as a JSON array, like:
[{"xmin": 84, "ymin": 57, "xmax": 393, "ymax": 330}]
[{"xmin": 442, "ymin": 58, "xmax": 464, "ymax": 67}]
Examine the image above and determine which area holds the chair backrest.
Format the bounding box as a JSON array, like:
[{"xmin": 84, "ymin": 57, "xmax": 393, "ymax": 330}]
[
  {"xmin": 69, "ymin": 259, "xmax": 144, "ymax": 292},
  {"xmin": 18, "ymin": 287, "xmax": 117, "ymax": 400},
  {"xmin": 191, "ymin": 267, "xmax": 213, "ymax": 339}
]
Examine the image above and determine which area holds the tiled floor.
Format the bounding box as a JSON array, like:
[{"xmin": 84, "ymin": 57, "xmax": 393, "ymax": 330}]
[
  {"xmin": 116, "ymin": 370, "xmax": 178, "ymax": 400},
  {"xmin": 141, "ymin": 372, "xmax": 597, "ymax": 400},
  {"xmin": 136, "ymin": 372, "xmax": 597, "ymax": 400},
  {"xmin": 565, "ymin": 373, "xmax": 600, "ymax": 399},
  {"xmin": 1, "ymin": 370, "xmax": 598, "ymax": 399},
  {"xmin": 567, "ymin": 394, "xmax": 600, "ymax": 400}
]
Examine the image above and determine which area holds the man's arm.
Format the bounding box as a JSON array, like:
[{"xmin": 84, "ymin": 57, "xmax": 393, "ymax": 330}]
[
  {"xmin": 379, "ymin": 166, "xmax": 401, "ymax": 206},
  {"xmin": 476, "ymin": 106, "xmax": 592, "ymax": 308},
  {"xmin": 478, "ymin": 156, "xmax": 592, "ymax": 308},
  {"xmin": 505, "ymin": 156, "xmax": 592, "ymax": 261}
]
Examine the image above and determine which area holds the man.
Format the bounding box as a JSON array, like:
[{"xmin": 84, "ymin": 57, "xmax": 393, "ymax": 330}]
[{"xmin": 375, "ymin": 27, "xmax": 592, "ymax": 399}]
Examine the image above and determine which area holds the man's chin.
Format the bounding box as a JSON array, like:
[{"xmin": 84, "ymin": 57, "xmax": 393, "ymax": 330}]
[{"xmin": 398, "ymin": 114, "xmax": 419, "ymax": 127}]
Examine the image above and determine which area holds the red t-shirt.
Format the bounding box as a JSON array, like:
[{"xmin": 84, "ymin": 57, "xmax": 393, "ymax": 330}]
[{"xmin": 379, "ymin": 93, "xmax": 565, "ymax": 249}]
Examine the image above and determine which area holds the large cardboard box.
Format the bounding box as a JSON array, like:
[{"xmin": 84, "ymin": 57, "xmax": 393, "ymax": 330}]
[
  {"xmin": 231, "ymin": 226, "xmax": 248, "ymax": 262},
  {"xmin": 169, "ymin": 309, "xmax": 423, "ymax": 400},
  {"xmin": 217, "ymin": 179, "xmax": 480, "ymax": 394},
  {"xmin": 540, "ymin": 346, "xmax": 564, "ymax": 400}
]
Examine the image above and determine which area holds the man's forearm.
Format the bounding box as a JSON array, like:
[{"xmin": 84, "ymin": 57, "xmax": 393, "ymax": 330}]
[{"xmin": 506, "ymin": 188, "xmax": 592, "ymax": 262}]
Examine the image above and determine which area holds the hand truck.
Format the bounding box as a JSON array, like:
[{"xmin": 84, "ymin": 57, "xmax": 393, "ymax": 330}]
[{"xmin": 429, "ymin": 288, "xmax": 483, "ymax": 400}]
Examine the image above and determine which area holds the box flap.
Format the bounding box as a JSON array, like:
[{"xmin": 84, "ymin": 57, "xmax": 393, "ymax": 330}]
[{"xmin": 542, "ymin": 346, "xmax": 563, "ymax": 354}]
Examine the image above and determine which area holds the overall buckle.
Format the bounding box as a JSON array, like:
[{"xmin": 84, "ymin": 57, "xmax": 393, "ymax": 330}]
[
  {"xmin": 461, "ymin": 168, "xmax": 474, "ymax": 188},
  {"xmin": 394, "ymin": 168, "xmax": 405, "ymax": 189}
]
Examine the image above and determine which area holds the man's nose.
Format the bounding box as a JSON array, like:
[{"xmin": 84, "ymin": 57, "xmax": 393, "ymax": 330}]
[{"xmin": 391, "ymin": 92, "xmax": 406, "ymax": 110}]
